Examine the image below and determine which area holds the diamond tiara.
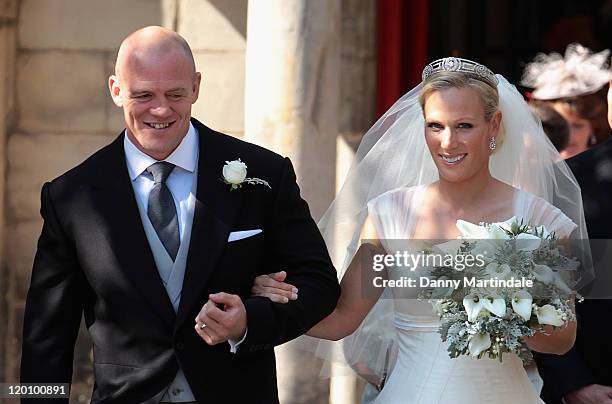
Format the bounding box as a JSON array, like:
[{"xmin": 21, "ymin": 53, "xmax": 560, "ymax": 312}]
[{"xmin": 422, "ymin": 57, "xmax": 499, "ymax": 87}]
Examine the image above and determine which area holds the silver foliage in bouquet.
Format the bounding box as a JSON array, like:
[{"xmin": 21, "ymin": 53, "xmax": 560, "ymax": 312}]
[{"xmin": 419, "ymin": 217, "xmax": 579, "ymax": 363}]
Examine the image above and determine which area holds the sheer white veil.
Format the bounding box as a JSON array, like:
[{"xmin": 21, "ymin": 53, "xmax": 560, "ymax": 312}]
[{"xmin": 304, "ymin": 65, "xmax": 591, "ymax": 383}]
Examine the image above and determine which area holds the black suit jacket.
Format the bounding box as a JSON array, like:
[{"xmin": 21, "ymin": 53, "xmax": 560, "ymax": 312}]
[
  {"xmin": 535, "ymin": 139, "xmax": 612, "ymax": 403},
  {"xmin": 20, "ymin": 119, "xmax": 340, "ymax": 403}
]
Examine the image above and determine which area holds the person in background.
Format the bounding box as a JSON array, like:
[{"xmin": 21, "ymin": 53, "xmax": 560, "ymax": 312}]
[
  {"xmin": 522, "ymin": 43, "xmax": 611, "ymax": 159},
  {"xmin": 529, "ymin": 101, "xmax": 570, "ymax": 152},
  {"xmin": 534, "ymin": 80, "xmax": 612, "ymax": 404}
]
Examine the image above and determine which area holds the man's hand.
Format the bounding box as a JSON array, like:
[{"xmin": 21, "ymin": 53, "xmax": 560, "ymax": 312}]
[
  {"xmin": 194, "ymin": 293, "xmax": 247, "ymax": 345},
  {"xmin": 565, "ymin": 384, "xmax": 612, "ymax": 404}
]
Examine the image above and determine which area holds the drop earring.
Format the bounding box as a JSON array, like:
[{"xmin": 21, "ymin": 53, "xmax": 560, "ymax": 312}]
[{"xmin": 489, "ymin": 137, "xmax": 496, "ymax": 150}]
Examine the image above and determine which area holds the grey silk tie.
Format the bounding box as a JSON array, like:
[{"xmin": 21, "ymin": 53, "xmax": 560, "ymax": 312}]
[{"xmin": 147, "ymin": 162, "xmax": 180, "ymax": 261}]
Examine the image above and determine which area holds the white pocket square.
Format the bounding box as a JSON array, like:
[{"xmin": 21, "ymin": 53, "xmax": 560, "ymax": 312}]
[{"xmin": 228, "ymin": 229, "xmax": 262, "ymax": 242}]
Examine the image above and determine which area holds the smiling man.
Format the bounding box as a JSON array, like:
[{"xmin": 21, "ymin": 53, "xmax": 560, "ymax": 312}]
[
  {"xmin": 109, "ymin": 29, "xmax": 199, "ymax": 161},
  {"xmin": 20, "ymin": 26, "xmax": 339, "ymax": 404}
]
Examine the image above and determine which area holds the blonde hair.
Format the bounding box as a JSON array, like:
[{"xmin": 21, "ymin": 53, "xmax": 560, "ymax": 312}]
[{"xmin": 419, "ymin": 72, "xmax": 504, "ymax": 148}]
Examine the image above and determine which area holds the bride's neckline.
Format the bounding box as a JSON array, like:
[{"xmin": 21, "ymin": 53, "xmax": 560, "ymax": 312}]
[{"xmin": 407, "ymin": 184, "xmax": 525, "ymax": 239}]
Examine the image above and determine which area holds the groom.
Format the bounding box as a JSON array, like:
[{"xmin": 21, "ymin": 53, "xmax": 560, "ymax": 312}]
[{"xmin": 20, "ymin": 26, "xmax": 340, "ymax": 403}]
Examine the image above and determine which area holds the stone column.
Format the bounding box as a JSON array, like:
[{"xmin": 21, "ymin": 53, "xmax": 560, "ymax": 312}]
[
  {"xmin": 329, "ymin": 1, "xmax": 377, "ymax": 401},
  {"xmin": 244, "ymin": 0, "xmax": 340, "ymax": 220},
  {"xmin": 244, "ymin": 1, "xmax": 341, "ymax": 404}
]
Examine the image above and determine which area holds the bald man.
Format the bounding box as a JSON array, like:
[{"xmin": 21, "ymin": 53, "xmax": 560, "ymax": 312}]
[{"xmin": 20, "ymin": 27, "xmax": 339, "ymax": 404}]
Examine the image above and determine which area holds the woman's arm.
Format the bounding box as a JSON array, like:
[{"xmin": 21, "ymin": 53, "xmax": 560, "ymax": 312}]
[
  {"xmin": 306, "ymin": 240, "xmax": 385, "ymax": 340},
  {"xmin": 252, "ymin": 217, "xmax": 385, "ymax": 340}
]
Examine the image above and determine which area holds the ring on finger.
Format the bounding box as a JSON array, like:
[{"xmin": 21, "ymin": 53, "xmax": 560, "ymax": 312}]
[{"xmin": 200, "ymin": 323, "xmax": 207, "ymax": 330}]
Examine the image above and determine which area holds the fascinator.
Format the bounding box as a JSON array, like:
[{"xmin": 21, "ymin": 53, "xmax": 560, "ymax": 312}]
[{"xmin": 522, "ymin": 43, "xmax": 610, "ymax": 100}]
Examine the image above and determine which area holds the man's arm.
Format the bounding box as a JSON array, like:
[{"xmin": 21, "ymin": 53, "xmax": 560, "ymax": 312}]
[
  {"xmin": 20, "ymin": 182, "xmax": 84, "ymax": 402},
  {"xmin": 239, "ymin": 157, "xmax": 340, "ymax": 352}
]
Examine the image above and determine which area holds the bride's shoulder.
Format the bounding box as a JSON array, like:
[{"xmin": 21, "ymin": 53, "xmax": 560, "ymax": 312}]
[
  {"xmin": 376, "ymin": 184, "xmax": 426, "ymax": 200},
  {"xmin": 365, "ymin": 186, "xmax": 424, "ymax": 236},
  {"xmin": 367, "ymin": 185, "xmax": 426, "ymax": 209},
  {"xmin": 513, "ymin": 187, "xmax": 556, "ymax": 211},
  {"xmin": 513, "ymin": 188, "xmax": 577, "ymax": 238}
]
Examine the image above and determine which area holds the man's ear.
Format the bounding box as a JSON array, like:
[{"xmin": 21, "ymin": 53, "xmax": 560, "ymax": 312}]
[
  {"xmin": 108, "ymin": 75, "xmax": 123, "ymax": 107},
  {"xmin": 191, "ymin": 72, "xmax": 202, "ymax": 104}
]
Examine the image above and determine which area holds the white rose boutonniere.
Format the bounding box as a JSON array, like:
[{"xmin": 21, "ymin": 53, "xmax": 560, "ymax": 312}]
[
  {"xmin": 223, "ymin": 159, "xmax": 248, "ymax": 185},
  {"xmin": 222, "ymin": 158, "xmax": 271, "ymax": 191}
]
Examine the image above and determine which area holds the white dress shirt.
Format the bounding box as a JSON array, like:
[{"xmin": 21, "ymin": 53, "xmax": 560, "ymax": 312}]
[
  {"xmin": 123, "ymin": 123, "xmax": 246, "ymax": 351},
  {"xmin": 124, "ymin": 124, "xmax": 198, "ymax": 241}
]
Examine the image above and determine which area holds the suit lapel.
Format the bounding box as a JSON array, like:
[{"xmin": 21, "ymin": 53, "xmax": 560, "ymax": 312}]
[
  {"xmin": 92, "ymin": 135, "xmax": 176, "ymax": 328},
  {"xmin": 175, "ymin": 120, "xmax": 244, "ymax": 330}
]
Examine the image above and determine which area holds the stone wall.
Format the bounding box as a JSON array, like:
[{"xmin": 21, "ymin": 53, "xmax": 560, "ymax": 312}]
[
  {"xmin": 0, "ymin": 0, "xmax": 18, "ymax": 388},
  {"xmin": 180, "ymin": 0, "xmax": 247, "ymax": 137},
  {"xmin": 336, "ymin": 0, "xmax": 377, "ymax": 188},
  {"xmin": 1, "ymin": 1, "xmax": 249, "ymax": 402},
  {"xmin": 340, "ymin": 0, "xmax": 377, "ymax": 138},
  {"xmin": 5, "ymin": 1, "xmax": 166, "ymax": 400}
]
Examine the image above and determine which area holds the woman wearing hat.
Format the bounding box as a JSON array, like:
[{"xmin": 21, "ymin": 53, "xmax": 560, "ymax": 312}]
[{"xmin": 522, "ymin": 44, "xmax": 611, "ymax": 159}]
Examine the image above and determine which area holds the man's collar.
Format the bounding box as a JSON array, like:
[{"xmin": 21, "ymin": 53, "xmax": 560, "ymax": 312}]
[{"xmin": 123, "ymin": 122, "xmax": 199, "ymax": 180}]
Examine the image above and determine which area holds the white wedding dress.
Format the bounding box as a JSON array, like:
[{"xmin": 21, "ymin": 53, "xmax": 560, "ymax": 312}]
[{"xmin": 365, "ymin": 185, "xmax": 576, "ymax": 404}]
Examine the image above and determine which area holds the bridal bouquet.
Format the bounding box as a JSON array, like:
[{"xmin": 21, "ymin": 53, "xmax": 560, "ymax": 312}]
[{"xmin": 419, "ymin": 217, "xmax": 579, "ymax": 363}]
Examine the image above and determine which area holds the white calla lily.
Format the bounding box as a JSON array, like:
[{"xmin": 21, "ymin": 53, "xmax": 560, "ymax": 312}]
[
  {"xmin": 463, "ymin": 293, "xmax": 484, "ymax": 322},
  {"xmin": 533, "ymin": 264, "xmax": 555, "ymax": 284},
  {"xmin": 515, "ymin": 232, "xmax": 542, "ymax": 251},
  {"xmin": 468, "ymin": 333, "xmax": 491, "ymax": 357},
  {"xmin": 481, "ymin": 294, "xmax": 507, "ymax": 317},
  {"xmin": 535, "ymin": 304, "xmax": 565, "ymax": 327},
  {"xmin": 511, "ymin": 290, "xmax": 533, "ymax": 322},
  {"xmin": 497, "ymin": 216, "xmax": 518, "ymax": 232},
  {"xmin": 488, "ymin": 224, "xmax": 510, "ymax": 240},
  {"xmin": 456, "ymin": 220, "xmax": 489, "ymax": 238}
]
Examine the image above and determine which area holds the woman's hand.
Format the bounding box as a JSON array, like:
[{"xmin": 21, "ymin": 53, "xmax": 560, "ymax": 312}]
[
  {"xmin": 523, "ymin": 295, "xmax": 577, "ymax": 355},
  {"xmin": 523, "ymin": 321, "xmax": 576, "ymax": 355},
  {"xmin": 251, "ymin": 271, "xmax": 298, "ymax": 303}
]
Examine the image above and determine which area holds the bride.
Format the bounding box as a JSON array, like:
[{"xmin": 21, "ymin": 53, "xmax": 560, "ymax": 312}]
[{"xmin": 252, "ymin": 58, "xmax": 588, "ymax": 403}]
